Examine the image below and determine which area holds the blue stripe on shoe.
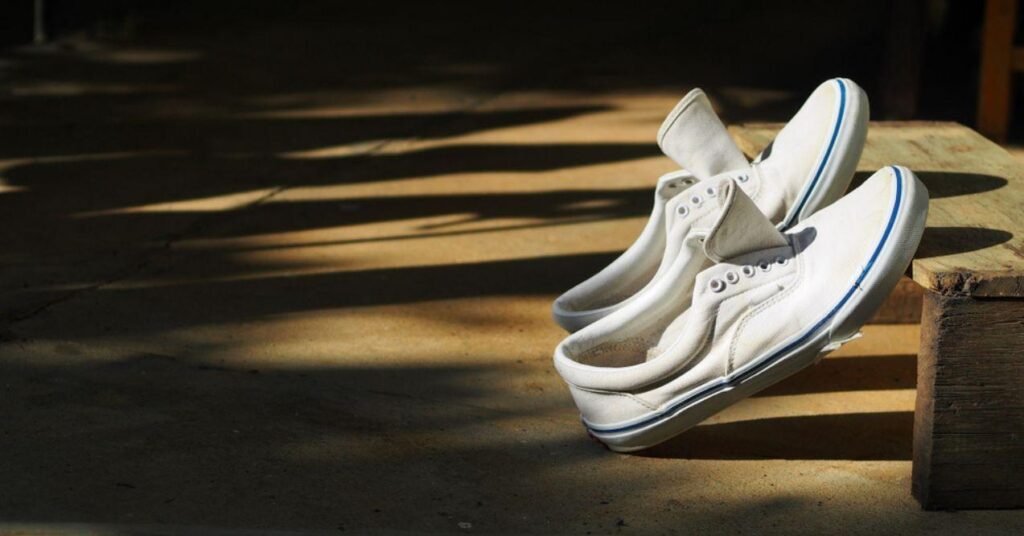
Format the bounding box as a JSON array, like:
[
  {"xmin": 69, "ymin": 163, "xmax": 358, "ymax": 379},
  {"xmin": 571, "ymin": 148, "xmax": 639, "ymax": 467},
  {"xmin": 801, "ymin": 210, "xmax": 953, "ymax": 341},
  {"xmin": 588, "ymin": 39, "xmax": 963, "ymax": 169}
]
[
  {"xmin": 779, "ymin": 78, "xmax": 848, "ymax": 230},
  {"xmin": 588, "ymin": 166, "xmax": 904, "ymax": 436}
]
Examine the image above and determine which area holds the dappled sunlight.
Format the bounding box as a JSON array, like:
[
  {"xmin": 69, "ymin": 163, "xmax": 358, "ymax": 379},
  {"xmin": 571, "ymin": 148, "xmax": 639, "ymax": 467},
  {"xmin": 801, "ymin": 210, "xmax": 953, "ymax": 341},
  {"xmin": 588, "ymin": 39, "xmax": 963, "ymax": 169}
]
[
  {"xmin": 716, "ymin": 390, "xmax": 916, "ymax": 424},
  {"xmin": 0, "ymin": 176, "xmax": 26, "ymax": 194},
  {"xmin": 72, "ymin": 188, "xmax": 272, "ymax": 217},
  {"xmin": 20, "ymin": 37, "xmax": 202, "ymax": 65},
  {"xmin": 9, "ymin": 80, "xmax": 181, "ymax": 97},
  {"xmin": 829, "ymin": 324, "xmax": 920, "ymax": 357},
  {"xmin": 240, "ymin": 86, "xmax": 490, "ymax": 118},
  {"xmin": 277, "ymin": 139, "xmax": 394, "ymax": 160}
]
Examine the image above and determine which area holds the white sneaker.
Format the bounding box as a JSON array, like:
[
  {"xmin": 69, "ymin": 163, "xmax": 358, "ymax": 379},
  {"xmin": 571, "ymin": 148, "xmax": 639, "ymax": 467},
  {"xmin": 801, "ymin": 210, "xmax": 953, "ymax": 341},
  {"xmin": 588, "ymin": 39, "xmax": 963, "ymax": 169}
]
[
  {"xmin": 553, "ymin": 166, "xmax": 928, "ymax": 452},
  {"xmin": 552, "ymin": 78, "xmax": 869, "ymax": 332}
]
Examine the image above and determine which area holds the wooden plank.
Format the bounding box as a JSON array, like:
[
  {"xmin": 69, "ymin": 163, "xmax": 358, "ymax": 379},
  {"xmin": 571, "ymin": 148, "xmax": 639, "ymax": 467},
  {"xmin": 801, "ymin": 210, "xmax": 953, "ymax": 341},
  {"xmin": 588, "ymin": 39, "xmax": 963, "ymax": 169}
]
[
  {"xmin": 730, "ymin": 122, "xmax": 1024, "ymax": 298},
  {"xmin": 977, "ymin": 0, "xmax": 1017, "ymax": 142},
  {"xmin": 912, "ymin": 292, "xmax": 1024, "ymax": 509}
]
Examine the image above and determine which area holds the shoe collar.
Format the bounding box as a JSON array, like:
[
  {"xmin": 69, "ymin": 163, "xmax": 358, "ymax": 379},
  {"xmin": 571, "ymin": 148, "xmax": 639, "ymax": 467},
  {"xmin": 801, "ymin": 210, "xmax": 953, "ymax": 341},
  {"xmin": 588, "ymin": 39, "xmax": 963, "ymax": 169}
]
[
  {"xmin": 657, "ymin": 88, "xmax": 749, "ymax": 180},
  {"xmin": 554, "ymin": 178, "xmax": 790, "ymax": 393}
]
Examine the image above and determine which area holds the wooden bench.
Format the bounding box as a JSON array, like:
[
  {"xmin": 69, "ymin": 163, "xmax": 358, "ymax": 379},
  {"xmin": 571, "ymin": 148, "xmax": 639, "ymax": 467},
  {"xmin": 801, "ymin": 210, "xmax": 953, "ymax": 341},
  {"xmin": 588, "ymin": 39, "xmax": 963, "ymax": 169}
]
[{"xmin": 731, "ymin": 121, "xmax": 1024, "ymax": 510}]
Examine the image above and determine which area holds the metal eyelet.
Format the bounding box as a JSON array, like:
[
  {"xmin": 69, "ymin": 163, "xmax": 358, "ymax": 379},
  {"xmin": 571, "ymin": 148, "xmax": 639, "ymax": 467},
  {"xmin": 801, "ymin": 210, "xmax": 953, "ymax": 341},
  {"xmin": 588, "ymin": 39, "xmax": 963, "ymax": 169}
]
[
  {"xmin": 758, "ymin": 259, "xmax": 772, "ymax": 272},
  {"xmin": 709, "ymin": 278, "xmax": 726, "ymax": 293},
  {"xmin": 775, "ymin": 256, "xmax": 789, "ymax": 266},
  {"xmin": 741, "ymin": 265, "xmax": 756, "ymax": 278},
  {"xmin": 677, "ymin": 205, "xmax": 689, "ymax": 217},
  {"xmin": 705, "ymin": 186, "xmax": 717, "ymax": 198},
  {"xmin": 690, "ymin": 194, "xmax": 703, "ymax": 206},
  {"xmin": 737, "ymin": 174, "xmax": 749, "ymax": 183},
  {"xmin": 724, "ymin": 270, "xmax": 740, "ymax": 284}
]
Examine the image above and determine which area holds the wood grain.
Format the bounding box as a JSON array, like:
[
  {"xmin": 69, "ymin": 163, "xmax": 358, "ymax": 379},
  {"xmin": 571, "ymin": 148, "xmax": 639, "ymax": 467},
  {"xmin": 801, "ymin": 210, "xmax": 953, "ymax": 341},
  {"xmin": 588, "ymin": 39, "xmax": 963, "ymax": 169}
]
[
  {"xmin": 912, "ymin": 292, "xmax": 1024, "ymax": 509},
  {"xmin": 731, "ymin": 121, "xmax": 1024, "ymax": 298}
]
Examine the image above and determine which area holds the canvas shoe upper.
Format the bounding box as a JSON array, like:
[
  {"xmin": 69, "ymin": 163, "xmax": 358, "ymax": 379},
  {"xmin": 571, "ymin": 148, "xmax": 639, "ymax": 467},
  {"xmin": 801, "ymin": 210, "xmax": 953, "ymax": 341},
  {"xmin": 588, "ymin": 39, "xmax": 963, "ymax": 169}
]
[
  {"xmin": 553, "ymin": 78, "xmax": 869, "ymax": 332},
  {"xmin": 553, "ymin": 166, "xmax": 928, "ymax": 451},
  {"xmin": 546, "ymin": 89, "xmax": 744, "ymax": 329}
]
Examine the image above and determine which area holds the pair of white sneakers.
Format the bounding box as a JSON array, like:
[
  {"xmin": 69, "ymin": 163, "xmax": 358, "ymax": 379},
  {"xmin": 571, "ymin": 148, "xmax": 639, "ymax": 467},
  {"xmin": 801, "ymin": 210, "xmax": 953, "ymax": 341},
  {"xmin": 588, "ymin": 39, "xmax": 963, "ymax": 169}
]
[{"xmin": 551, "ymin": 79, "xmax": 929, "ymax": 451}]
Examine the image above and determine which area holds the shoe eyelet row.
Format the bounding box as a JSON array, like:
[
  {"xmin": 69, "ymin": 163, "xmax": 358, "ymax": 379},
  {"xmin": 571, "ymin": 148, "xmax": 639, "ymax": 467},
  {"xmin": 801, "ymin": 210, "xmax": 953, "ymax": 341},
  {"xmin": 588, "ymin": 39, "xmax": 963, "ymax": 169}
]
[
  {"xmin": 709, "ymin": 269, "xmax": 742, "ymax": 293},
  {"xmin": 726, "ymin": 256, "xmax": 791, "ymax": 287},
  {"xmin": 712, "ymin": 258, "xmax": 788, "ymax": 292}
]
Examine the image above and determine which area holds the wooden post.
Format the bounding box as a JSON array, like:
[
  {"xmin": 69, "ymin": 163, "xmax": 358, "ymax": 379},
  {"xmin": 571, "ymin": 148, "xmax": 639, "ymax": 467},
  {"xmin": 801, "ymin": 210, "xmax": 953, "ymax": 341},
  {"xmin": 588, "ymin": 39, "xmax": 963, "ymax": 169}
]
[
  {"xmin": 912, "ymin": 291, "xmax": 1024, "ymax": 509},
  {"xmin": 977, "ymin": 0, "xmax": 1017, "ymax": 142}
]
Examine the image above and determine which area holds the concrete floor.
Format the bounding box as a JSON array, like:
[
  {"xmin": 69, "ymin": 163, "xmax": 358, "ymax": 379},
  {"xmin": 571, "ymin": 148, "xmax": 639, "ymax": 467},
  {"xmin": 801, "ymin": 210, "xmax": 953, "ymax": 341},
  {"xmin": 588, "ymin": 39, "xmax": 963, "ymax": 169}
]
[{"xmin": 1, "ymin": 6, "xmax": 1023, "ymax": 535}]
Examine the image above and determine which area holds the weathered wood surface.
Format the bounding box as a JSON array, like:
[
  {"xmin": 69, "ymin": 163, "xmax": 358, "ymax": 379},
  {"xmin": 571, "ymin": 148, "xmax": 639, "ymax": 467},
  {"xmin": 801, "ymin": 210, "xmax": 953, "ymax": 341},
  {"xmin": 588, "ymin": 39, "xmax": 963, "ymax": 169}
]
[
  {"xmin": 912, "ymin": 292, "xmax": 1024, "ymax": 510},
  {"xmin": 732, "ymin": 121, "xmax": 1024, "ymax": 298}
]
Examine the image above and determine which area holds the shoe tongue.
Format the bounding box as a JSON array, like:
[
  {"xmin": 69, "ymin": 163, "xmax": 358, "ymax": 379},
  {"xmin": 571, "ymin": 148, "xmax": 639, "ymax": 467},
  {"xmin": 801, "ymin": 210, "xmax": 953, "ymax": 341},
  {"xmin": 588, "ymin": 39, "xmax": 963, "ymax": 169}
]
[
  {"xmin": 657, "ymin": 89, "xmax": 749, "ymax": 180},
  {"xmin": 702, "ymin": 177, "xmax": 788, "ymax": 262}
]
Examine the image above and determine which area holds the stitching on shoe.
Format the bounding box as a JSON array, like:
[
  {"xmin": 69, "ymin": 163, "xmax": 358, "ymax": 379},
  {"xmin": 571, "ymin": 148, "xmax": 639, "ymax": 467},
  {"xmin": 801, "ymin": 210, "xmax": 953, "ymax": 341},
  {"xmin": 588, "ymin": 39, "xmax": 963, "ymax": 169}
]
[
  {"xmin": 705, "ymin": 184, "xmax": 736, "ymax": 262},
  {"xmin": 745, "ymin": 166, "xmax": 763, "ymax": 201},
  {"xmin": 657, "ymin": 89, "xmax": 705, "ymax": 146},
  {"xmin": 722, "ymin": 272, "xmax": 796, "ymax": 373},
  {"xmin": 575, "ymin": 337, "xmax": 651, "ymax": 366},
  {"xmin": 727, "ymin": 245, "xmax": 803, "ymax": 373},
  {"xmin": 577, "ymin": 387, "xmax": 659, "ymax": 411}
]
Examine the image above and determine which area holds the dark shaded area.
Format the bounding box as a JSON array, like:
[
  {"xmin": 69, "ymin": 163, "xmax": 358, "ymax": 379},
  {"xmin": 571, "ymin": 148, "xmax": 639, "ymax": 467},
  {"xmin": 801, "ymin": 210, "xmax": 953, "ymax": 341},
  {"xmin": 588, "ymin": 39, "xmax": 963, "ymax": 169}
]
[
  {"xmin": 917, "ymin": 226, "xmax": 1015, "ymax": 258},
  {"xmin": 0, "ymin": 353, "xmax": 604, "ymax": 531},
  {"xmin": 644, "ymin": 411, "xmax": 914, "ymax": 461},
  {"xmin": 637, "ymin": 354, "xmax": 918, "ymax": 461},
  {"xmin": 848, "ymin": 170, "xmax": 1009, "ymax": 198},
  {"xmin": 0, "ymin": 0, "xmax": 994, "ymax": 119},
  {"xmin": 0, "ymin": 106, "xmax": 615, "ymax": 159},
  {"xmin": 756, "ymin": 354, "xmax": 917, "ymax": 397},
  {"xmin": 10, "ymin": 252, "xmax": 621, "ymax": 340},
  {"xmin": 916, "ymin": 171, "xmax": 1010, "ymax": 198},
  {"xmin": 6, "ymin": 1, "xmax": 894, "ymax": 95},
  {"xmin": 187, "ymin": 188, "xmax": 654, "ymax": 238},
  {"xmin": 0, "ymin": 355, "xmax": 944, "ymax": 532},
  {"xmin": 0, "ymin": 142, "xmax": 655, "ymax": 211}
]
